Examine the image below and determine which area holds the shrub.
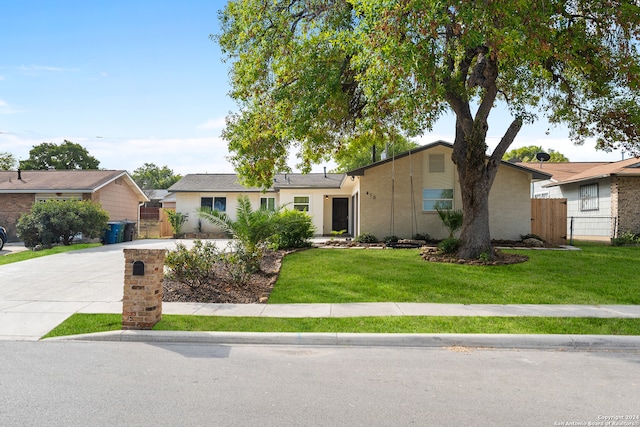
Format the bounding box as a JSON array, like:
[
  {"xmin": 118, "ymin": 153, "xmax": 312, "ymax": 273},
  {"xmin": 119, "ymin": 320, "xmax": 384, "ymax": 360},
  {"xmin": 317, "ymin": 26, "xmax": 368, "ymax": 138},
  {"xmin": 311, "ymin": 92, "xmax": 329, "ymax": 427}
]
[
  {"xmin": 611, "ymin": 232, "xmax": 640, "ymax": 246},
  {"xmin": 165, "ymin": 240, "xmax": 222, "ymax": 288},
  {"xmin": 164, "ymin": 209, "xmax": 188, "ymax": 236},
  {"xmin": 271, "ymin": 209, "xmax": 315, "ymax": 249},
  {"xmin": 413, "ymin": 233, "xmax": 431, "ymax": 241},
  {"xmin": 355, "ymin": 232, "xmax": 378, "ymax": 243},
  {"xmin": 16, "ymin": 199, "xmax": 109, "ymax": 247},
  {"xmin": 438, "ymin": 237, "xmax": 460, "ymax": 254},
  {"xmin": 383, "ymin": 235, "xmax": 399, "ymax": 244}
]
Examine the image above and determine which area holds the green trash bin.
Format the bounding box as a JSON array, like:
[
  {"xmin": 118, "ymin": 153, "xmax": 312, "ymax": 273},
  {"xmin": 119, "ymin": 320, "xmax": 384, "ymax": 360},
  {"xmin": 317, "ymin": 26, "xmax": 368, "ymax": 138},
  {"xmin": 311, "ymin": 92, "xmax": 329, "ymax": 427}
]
[{"xmin": 111, "ymin": 222, "xmax": 124, "ymax": 243}]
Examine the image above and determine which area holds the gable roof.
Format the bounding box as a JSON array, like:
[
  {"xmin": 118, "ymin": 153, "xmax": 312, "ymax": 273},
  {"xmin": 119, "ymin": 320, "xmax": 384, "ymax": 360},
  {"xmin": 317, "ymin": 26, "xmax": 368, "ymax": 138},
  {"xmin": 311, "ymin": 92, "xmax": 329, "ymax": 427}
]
[
  {"xmin": 518, "ymin": 162, "xmax": 609, "ymax": 182},
  {"xmin": 0, "ymin": 169, "xmax": 148, "ymax": 201},
  {"xmin": 519, "ymin": 157, "xmax": 640, "ymax": 187},
  {"xmin": 168, "ymin": 173, "xmax": 345, "ymax": 193},
  {"xmin": 347, "ymin": 140, "xmax": 553, "ymax": 180}
]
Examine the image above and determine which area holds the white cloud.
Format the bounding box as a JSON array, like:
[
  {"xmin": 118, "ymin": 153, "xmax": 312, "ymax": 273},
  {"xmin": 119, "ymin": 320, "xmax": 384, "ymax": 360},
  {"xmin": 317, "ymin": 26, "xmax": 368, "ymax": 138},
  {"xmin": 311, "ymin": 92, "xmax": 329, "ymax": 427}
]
[
  {"xmin": 197, "ymin": 117, "xmax": 227, "ymax": 130},
  {"xmin": 20, "ymin": 65, "xmax": 66, "ymax": 72}
]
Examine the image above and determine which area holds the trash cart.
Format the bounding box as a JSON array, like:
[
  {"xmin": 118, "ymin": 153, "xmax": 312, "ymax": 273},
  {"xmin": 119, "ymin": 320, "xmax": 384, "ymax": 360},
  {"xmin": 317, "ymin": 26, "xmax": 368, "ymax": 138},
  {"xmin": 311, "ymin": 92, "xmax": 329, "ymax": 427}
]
[{"xmin": 123, "ymin": 221, "xmax": 136, "ymax": 242}]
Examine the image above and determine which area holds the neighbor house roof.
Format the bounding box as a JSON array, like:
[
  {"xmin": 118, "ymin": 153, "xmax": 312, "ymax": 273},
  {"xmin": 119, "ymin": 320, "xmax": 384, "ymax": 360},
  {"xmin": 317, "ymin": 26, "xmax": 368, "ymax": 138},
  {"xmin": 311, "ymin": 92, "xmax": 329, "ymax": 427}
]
[
  {"xmin": 0, "ymin": 169, "xmax": 148, "ymax": 201},
  {"xmin": 518, "ymin": 157, "xmax": 640, "ymax": 187},
  {"xmin": 168, "ymin": 173, "xmax": 345, "ymax": 193},
  {"xmin": 346, "ymin": 140, "xmax": 553, "ymax": 180},
  {"xmin": 518, "ymin": 162, "xmax": 608, "ymax": 182}
]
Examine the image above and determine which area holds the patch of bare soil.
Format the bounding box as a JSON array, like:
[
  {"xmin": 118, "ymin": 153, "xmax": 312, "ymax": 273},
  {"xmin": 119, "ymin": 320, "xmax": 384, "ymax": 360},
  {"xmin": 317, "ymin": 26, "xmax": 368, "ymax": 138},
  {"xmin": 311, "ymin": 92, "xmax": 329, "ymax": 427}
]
[
  {"xmin": 162, "ymin": 250, "xmax": 288, "ymax": 304},
  {"xmin": 420, "ymin": 247, "xmax": 529, "ymax": 266}
]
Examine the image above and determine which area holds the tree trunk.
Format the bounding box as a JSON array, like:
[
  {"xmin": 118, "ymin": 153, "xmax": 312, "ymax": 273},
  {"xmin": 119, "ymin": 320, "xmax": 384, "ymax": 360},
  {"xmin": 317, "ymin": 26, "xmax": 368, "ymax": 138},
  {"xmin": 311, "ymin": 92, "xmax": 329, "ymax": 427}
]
[{"xmin": 451, "ymin": 117, "xmax": 499, "ymax": 260}]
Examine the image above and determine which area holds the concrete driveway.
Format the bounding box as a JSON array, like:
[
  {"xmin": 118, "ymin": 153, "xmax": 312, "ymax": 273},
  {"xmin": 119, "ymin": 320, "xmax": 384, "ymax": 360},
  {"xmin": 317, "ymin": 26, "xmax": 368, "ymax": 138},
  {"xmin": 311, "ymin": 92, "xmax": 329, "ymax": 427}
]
[{"xmin": 0, "ymin": 239, "xmax": 227, "ymax": 340}]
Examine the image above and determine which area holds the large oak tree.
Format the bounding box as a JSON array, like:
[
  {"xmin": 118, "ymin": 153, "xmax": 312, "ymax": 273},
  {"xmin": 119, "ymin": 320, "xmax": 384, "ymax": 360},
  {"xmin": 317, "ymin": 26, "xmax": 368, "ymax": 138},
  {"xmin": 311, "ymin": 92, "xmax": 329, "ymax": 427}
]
[{"xmin": 217, "ymin": 0, "xmax": 640, "ymax": 259}]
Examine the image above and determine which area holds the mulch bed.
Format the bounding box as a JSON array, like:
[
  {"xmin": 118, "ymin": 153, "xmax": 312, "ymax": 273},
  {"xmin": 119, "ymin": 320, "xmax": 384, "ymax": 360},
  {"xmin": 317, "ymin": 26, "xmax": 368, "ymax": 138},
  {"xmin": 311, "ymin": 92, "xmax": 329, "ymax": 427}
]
[
  {"xmin": 163, "ymin": 242, "xmax": 533, "ymax": 304},
  {"xmin": 162, "ymin": 250, "xmax": 288, "ymax": 304}
]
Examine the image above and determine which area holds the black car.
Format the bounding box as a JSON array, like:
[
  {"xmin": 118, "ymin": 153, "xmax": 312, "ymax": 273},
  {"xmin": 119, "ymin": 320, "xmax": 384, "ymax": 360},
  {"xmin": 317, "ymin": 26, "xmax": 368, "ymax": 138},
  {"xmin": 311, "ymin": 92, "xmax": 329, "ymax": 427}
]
[{"xmin": 0, "ymin": 226, "xmax": 6, "ymax": 250}]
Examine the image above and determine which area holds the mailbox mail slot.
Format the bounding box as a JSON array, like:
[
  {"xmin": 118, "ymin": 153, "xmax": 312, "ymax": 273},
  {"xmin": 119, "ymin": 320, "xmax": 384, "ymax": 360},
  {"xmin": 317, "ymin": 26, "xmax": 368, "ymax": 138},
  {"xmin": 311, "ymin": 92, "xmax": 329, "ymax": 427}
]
[{"xmin": 133, "ymin": 261, "xmax": 145, "ymax": 276}]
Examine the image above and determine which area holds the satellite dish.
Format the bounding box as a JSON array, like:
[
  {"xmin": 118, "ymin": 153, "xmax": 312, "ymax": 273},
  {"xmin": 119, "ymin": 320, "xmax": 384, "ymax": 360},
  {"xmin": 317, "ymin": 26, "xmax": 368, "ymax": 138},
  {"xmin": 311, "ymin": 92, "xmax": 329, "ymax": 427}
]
[{"xmin": 536, "ymin": 152, "xmax": 551, "ymax": 162}]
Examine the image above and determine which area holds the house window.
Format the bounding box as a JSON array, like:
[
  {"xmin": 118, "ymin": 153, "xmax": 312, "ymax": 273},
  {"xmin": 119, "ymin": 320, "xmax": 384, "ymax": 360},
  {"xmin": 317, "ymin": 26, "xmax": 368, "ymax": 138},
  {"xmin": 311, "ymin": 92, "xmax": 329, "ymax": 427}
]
[
  {"xmin": 422, "ymin": 189, "xmax": 453, "ymax": 211},
  {"xmin": 214, "ymin": 197, "xmax": 227, "ymax": 212},
  {"xmin": 201, "ymin": 197, "xmax": 213, "ymax": 209},
  {"xmin": 260, "ymin": 197, "xmax": 276, "ymax": 211},
  {"xmin": 201, "ymin": 197, "xmax": 226, "ymax": 212},
  {"xmin": 429, "ymin": 154, "xmax": 445, "ymax": 173},
  {"xmin": 293, "ymin": 196, "xmax": 310, "ymax": 211},
  {"xmin": 580, "ymin": 183, "xmax": 598, "ymax": 211}
]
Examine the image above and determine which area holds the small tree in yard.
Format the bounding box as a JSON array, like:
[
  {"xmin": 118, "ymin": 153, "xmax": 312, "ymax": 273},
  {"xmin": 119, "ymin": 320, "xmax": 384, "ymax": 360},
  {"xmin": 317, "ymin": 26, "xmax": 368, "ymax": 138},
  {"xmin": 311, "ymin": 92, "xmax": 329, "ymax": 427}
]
[
  {"xmin": 16, "ymin": 199, "xmax": 109, "ymax": 247},
  {"xmin": 198, "ymin": 195, "xmax": 280, "ymax": 272}
]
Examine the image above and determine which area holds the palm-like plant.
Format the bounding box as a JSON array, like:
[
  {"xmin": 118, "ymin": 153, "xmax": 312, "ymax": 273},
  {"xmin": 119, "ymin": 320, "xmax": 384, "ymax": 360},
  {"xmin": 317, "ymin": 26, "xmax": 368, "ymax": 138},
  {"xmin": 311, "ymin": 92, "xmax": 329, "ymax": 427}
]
[
  {"xmin": 198, "ymin": 195, "xmax": 280, "ymax": 271},
  {"xmin": 435, "ymin": 204, "xmax": 464, "ymax": 239}
]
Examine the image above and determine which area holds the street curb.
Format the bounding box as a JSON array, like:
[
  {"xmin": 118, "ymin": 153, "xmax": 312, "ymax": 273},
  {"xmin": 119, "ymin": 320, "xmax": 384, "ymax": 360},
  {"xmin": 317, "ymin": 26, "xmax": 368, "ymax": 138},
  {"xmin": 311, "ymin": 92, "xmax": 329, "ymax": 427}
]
[{"xmin": 47, "ymin": 331, "xmax": 640, "ymax": 350}]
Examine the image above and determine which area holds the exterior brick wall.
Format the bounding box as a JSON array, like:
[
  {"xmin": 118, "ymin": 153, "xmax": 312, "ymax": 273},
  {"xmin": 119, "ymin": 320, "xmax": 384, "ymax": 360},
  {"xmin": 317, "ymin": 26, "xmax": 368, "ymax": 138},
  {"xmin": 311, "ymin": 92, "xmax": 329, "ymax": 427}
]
[
  {"xmin": 0, "ymin": 194, "xmax": 35, "ymax": 241},
  {"xmin": 612, "ymin": 176, "xmax": 640, "ymax": 234},
  {"xmin": 122, "ymin": 249, "xmax": 165, "ymax": 330}
]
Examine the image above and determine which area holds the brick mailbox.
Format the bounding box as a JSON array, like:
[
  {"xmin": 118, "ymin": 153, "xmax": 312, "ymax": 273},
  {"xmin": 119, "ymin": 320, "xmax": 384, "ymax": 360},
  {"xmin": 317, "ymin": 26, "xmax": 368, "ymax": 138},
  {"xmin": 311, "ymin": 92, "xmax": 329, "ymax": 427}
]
[{"xmin": 122, "ymin": 249, "xmax": 166, "ymax": 330}]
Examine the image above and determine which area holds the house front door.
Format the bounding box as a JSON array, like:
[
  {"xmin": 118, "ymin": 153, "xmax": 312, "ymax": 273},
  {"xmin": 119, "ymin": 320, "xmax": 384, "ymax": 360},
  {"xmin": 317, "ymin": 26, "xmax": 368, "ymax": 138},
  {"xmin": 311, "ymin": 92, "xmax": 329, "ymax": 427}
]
[{"xmin": 332, "ymin": 198, "xmax": 349, "ymax": 234}]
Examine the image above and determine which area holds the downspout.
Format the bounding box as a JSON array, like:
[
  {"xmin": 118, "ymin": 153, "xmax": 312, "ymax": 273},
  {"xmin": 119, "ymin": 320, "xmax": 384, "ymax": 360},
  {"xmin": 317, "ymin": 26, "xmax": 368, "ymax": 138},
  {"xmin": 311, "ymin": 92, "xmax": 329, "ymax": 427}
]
[{"xmin": 138, "ymin": 202, "xmax": 144, "ymax": 238}]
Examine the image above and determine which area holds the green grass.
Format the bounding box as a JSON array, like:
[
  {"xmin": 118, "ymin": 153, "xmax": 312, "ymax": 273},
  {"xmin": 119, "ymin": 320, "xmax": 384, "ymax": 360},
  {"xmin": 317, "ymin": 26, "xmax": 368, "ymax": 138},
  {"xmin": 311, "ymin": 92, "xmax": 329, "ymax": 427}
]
[
  {"xmin": 40, "ymin": 242, "xmax": 640, "ymax": 338},
  {"xmin": 44, "ymin": 313, "xmax": 640, "ymax": 338},
  {"xmin": 0, "ymin": 243, "xmax": 102, "ymax": 265},
  {"xmin": 269, "ymin": 245, "xmax": 640, "ymax": 305}
]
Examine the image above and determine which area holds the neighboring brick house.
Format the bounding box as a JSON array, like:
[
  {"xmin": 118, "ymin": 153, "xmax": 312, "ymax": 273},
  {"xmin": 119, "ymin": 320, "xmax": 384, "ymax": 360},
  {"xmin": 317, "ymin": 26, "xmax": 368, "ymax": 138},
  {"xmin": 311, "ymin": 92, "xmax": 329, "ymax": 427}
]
[
  {"xmin": 520, "ymin": 157, "xmax": 640, "ymax": 240},
  {"xmin": 0, "ymin": 169, "xmax": 148, "ymax": 241},
  {"xmin": 169, "ymin": 141, "xmax": 550, "ymax": 240}
]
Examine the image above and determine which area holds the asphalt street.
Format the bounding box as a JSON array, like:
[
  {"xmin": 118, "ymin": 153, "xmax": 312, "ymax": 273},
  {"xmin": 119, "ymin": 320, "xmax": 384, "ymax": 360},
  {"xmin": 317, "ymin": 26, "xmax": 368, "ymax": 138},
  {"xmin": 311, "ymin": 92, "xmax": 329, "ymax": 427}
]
[{"xmin": 1, "ymin": 340, "xmax": 639, "ymax": 426}]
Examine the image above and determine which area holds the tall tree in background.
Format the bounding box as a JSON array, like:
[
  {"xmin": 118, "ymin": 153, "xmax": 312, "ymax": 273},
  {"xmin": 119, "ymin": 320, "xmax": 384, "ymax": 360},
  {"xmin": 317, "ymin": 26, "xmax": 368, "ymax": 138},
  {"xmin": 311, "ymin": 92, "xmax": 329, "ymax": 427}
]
[
  {"xmin": 217, "ymin": 0, "xmax": 640, "ymax": 259},
  {"xmin": 19, "ymin": 140, "xmax": 100, "ymax": 170},
  {"xmin": 333, "ymin": 133, "xmax": 419, "ymax": 172},
  {"xmin": 503, "ymin": 146, "xmax": 569, "ymax": 163},
  {"xmin": 131, "ymin": 163, "xmax": 182, "ymax": 190},
  {"xmin": 0, "ymin": 152, "xmax": 17, "ymax": 170}
]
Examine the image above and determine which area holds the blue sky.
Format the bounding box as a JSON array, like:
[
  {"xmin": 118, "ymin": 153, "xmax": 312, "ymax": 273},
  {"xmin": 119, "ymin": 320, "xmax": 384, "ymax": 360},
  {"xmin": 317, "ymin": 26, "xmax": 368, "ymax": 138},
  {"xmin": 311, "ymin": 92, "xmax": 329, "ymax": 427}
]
[{"xmin": 0, "ymin": 1, "xmax": 628, "ymax": 176}]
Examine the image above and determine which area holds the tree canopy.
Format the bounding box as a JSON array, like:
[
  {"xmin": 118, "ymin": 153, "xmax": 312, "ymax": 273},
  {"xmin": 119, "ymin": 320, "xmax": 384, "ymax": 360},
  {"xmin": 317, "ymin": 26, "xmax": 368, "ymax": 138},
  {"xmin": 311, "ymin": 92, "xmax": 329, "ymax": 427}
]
[
  {"xmin": 131, "ymin": 163, "xmax": 182, "ymax": 190},
  {"xmin": 332, "ymin": 133, "xmax": 419, "ymax": 172},
  {"xmin": 217, "ymin": 0, "xmax": 640, "ymax": 258},
  {"xmin": 0, "ymin": 151, "xmax": 17, "ymax": 170},
  {"xmin": 503, "ymin": 146, "xmax": 569, "ymax": 163},
  {"xmin": 19, "ymin": 140, "xmax": 100, "ymax": 170}
]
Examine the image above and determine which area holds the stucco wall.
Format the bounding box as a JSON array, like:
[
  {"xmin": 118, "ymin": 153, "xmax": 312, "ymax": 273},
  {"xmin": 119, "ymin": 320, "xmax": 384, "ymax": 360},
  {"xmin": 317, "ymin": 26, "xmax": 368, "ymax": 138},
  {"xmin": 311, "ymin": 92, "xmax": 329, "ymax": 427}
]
[
  {"xmin": 93, "ymin": 178, "xmax": 141, "ymax": 222},
  {"xmin": 612, "ymin": 176, "xmax": 640, "ymax": 234},
  {"xmin": 176, "ymin": 192, "xmax": 279, "ymax": 235},
  {"xmin": 0, "ymin": 194, "xmax": 34, "ymax": 241}
]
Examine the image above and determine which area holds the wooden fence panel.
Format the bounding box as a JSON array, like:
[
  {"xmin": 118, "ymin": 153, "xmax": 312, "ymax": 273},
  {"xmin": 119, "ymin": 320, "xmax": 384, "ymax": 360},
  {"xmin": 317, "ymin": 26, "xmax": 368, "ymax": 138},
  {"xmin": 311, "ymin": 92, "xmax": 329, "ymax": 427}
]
[
  {"xmin": 159, "ymin": 208, "xmax": 173, "ymax": 237},
  {"xmin": 531, "ymin": 198, "xmax": 567, "ymax": 245}
]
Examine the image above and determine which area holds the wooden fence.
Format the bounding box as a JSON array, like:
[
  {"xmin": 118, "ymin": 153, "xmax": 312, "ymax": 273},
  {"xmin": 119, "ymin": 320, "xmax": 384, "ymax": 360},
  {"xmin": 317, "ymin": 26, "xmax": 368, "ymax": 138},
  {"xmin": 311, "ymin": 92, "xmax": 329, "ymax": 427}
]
[
  {"xmin": 531, "ymin": 198, "xmax": 567, "ymax": 245},
  {"xmin": 139, "ymin": 208, "xmax": 173, "ymax": 238}
]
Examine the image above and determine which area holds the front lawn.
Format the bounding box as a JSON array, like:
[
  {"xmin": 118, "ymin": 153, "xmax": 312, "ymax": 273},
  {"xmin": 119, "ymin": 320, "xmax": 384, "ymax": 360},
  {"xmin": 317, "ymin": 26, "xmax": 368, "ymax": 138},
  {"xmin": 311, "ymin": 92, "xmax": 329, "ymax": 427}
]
[
  {"xmin": 0, "ymin": 243, "xmax": 102, "ymax": 265},
  {"xmin": 268, "ymin": 245, "xmax": 639, "ymax": 305}
]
